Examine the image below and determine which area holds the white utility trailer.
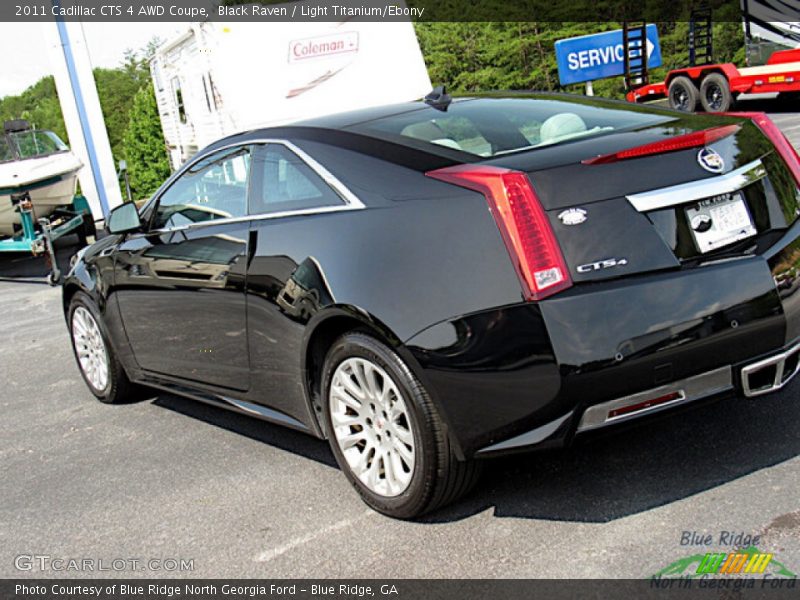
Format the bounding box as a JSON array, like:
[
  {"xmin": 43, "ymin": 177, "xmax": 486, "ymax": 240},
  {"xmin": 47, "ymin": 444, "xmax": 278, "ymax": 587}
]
[{"xmin": 151, "ymin": 6, "xmax": 432, "ymax": 168}]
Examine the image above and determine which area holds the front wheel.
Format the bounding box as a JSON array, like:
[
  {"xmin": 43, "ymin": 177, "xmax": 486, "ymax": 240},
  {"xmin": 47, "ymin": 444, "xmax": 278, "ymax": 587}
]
[
  {"xmin": 68, "ymin": 292, "xmax": 139, "ymax": 404},
  {"xmin": 700, "ymin": 73, "xmax": 733, "ymax": 112},
  {"xmin": 322, "ymin": 332, "xmax": 481, "ymax": 519}
]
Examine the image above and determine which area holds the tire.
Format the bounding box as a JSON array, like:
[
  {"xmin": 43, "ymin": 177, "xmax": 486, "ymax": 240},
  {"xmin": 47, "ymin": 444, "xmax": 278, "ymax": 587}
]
[
  {"xmin": 321, "ymin": 332, "xmax": 481, "ymax": 519},
  {"xmin": 700, "ymin": 73, "xmax": 733, "ymax": 112},
  {"xmin": 668, "ymin": 76, "xmax": 699, "ymax": 112},
  {"xmin": 68, "ymin": 292, "xmax": 138, "ymax": 404}
]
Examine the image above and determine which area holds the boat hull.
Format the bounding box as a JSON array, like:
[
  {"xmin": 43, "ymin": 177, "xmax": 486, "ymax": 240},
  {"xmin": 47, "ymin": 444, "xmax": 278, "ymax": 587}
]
[{"xmin": 0, "ymin": 152, "xmax": 82, "ymax": 237}]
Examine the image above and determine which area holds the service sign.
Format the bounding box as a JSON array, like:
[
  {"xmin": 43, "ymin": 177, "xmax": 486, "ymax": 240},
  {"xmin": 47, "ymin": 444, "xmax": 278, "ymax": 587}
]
[{"xmin": 555, "ymin": 24, "xmax": 662, "ymax": 86}]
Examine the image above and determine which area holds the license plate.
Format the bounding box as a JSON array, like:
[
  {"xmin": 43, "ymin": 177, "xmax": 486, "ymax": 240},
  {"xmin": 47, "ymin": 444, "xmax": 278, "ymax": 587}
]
[{"xmin": 685, "ymin": 192, "xmax": 756, "ymax": 254}]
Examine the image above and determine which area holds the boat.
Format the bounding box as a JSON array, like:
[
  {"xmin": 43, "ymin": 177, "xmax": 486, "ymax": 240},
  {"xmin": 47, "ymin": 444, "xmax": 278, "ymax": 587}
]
[{"xmin": 0, "ymin": 120, "xmax": 82, "ymax": 237}]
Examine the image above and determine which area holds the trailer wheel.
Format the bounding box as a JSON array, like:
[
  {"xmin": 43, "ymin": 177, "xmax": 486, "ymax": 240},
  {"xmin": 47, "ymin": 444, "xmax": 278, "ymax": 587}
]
[
  {"xmin": 700, "ymin": 73, "xmax": 733, "ymax": 112},
  {"xmin": 668, "ymin": 76, "xmax": 699, "ymax": 112}
]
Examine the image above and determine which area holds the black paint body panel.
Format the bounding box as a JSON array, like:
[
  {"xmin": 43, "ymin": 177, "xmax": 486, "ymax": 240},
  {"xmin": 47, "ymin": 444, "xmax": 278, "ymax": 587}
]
[{"xmin": 61, "ymin": 94, "xmax": 800, "ymax": 459}]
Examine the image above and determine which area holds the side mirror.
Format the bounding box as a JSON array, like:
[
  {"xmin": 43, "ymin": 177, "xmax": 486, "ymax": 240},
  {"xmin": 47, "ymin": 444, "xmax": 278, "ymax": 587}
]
[{"xmin": 107, "ymin": 202, "xmax": 142, "ymax": 234}]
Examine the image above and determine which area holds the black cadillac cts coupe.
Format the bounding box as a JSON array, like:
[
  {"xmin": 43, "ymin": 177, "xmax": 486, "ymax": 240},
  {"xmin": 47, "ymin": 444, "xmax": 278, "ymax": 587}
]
[{"xmin": 64, "ymin": 93, "xmax": 800, "ymax": 518}]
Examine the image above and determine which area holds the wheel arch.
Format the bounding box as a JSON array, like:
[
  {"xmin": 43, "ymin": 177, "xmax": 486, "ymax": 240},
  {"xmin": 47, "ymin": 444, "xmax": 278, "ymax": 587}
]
[
  {"xmin": 61, "ymin": 263, "xmax": 100, "ymax": 316},
  {"xmin": 301, "ymin": 306, "xmax": 461, "ymax": 456}
]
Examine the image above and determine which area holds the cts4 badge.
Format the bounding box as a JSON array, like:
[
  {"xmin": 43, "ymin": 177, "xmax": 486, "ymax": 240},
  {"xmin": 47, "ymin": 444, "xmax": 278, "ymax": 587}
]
[
  {"xmin": 577, "ymin": 257, "xmax": 629, "ymax": 273},
  {"xmin": 697, "ymin": 147, "xmax": 725, "ymax": 174},
  {"xmin": 558, "ymin": 208, "xmax": 587, "ymax": 225}
]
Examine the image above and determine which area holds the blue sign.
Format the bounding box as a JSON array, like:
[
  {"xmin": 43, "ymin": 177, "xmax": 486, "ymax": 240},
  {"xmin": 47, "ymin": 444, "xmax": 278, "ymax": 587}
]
[{"xmin": 555, "ymin": 25, "xmax": 662, "ymax": 86}]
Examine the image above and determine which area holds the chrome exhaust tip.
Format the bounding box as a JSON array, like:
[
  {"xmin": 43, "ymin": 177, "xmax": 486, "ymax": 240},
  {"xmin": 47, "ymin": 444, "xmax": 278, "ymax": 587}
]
[{"xmin": 741, "ymin": 343, "xmax": 800, "ymax": 397}]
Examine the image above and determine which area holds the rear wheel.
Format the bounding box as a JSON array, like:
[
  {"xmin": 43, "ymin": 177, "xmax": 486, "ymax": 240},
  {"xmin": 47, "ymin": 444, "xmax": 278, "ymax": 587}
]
[
  {"xmin": 668, "ymin": 76, "xmax": 699, "ymax": 112},
  {"xmin": 68, "ymin": 292, "xmax": 138, "ymax": 404},
  {"xmin": 700, "ymin": 73, "xmax": 733, "ymax": 112},
  {"xmin": 322, "ymin": 332, "xmax": 481, "ymax": 519}
]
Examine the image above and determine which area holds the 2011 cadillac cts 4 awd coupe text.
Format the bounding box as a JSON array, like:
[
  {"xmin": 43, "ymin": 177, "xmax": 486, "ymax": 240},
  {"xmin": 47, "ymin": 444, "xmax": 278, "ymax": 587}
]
[{"xmin": 64, "ymin": 93, "xmax": 800, "ymax": 518}]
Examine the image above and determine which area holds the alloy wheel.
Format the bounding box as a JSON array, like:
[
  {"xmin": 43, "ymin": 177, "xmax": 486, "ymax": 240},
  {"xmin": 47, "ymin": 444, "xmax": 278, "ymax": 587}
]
[
  {"xmin": 71, "ymin": 306, "xmax": 109, "ymax": 392},
  {"xmin": 671, "ymin": 88, "xmax": 689, "ymax": 111},
  {"xmin": 705, "ymin": 83, "xmax": 724, "ymax": 111},
  {"xmin": 329, "ymin": 357, "xmax": 415, "ymax": 497}
]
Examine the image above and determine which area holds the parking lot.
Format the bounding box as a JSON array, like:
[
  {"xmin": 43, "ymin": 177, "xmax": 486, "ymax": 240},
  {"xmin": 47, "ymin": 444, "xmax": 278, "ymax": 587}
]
[{"xmin": 2, "ymin": 100, "xmax": 799, "ymax": 579}]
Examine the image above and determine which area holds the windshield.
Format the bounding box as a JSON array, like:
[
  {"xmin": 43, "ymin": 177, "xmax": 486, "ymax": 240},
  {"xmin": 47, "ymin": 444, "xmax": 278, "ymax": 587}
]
[
  {"xmin": 8, "ymin": 130, "xmax": 68, "ymax": 160},
  {"xmin": 356, "ymin": 97, "xmax": 673, "ymax": 157},
  {"xmin": 0, "ymin": 136, "xmax": 13, "ymax": 162}
]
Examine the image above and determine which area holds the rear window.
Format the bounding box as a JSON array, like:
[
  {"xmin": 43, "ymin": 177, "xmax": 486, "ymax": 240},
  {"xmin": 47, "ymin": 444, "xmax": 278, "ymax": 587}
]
[{"xmin": 356, "ymin": 97, "xmax": 672, "ymax": 157}]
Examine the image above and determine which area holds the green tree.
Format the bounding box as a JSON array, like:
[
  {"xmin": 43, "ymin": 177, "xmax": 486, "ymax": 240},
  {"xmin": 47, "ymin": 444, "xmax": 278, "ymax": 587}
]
[
  {"xmin": 122, "ymin": 85, "xmax": 170, "ymax": 200},
  {"xmin": 416, "ymin": 21, "xmax": 746, "ymax": 99},
  {"xmin": 94, "ymin": 67, "xmax": 147, "ymax": 164},
  {"xmin": 0, "ymin": 76, "xmax": 67, "ymax": 141}
]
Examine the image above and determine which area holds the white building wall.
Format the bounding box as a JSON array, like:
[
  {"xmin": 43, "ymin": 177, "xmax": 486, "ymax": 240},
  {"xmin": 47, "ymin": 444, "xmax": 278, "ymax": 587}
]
[{"xmin": 153, "ymin": 9, "xmax": 431, "ymax": 169}]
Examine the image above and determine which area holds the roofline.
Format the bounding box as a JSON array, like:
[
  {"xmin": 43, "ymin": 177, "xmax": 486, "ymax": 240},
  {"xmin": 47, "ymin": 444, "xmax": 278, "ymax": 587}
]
[{"xmin": 203, "ymin": 125, "xmax": 469, "ymax": 172}]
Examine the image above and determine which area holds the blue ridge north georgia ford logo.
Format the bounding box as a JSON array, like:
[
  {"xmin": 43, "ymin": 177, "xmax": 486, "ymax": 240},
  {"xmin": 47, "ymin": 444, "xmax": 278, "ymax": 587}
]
[{"xmin": 697, "ymin": 147, "xmax": 725, "ymax": 173}]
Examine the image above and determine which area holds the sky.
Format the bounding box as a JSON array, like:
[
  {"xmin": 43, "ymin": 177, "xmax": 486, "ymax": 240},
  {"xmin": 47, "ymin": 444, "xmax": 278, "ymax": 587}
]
[{"xmin": 0, "ymin": 22, "xmax": 184, "ymax": 97}]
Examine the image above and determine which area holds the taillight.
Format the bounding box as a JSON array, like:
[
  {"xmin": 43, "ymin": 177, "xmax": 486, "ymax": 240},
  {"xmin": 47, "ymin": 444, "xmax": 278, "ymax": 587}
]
[
  {"xmin": 582, "ymin": 124, "xmax": 741, "ymax": 165},
  {"xmin": 426, "ymin": 165, "xmax": 572, "ymax": 301},
  {"xmin": 721, "ymin": 112, "xmax": 800, "ymax": 186}
]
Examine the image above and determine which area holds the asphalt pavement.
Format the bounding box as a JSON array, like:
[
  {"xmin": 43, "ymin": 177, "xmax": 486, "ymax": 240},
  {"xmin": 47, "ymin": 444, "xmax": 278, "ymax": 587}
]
[{"xmin": 1, "ymin": 102, "xmax": 798, "ymax": 579}]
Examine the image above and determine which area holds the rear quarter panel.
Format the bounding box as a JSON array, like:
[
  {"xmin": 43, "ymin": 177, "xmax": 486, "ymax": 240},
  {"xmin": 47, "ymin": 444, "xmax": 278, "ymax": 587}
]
[{"xmin": 244, "ymin": 141, "xmax": 524, "ymax": 434}]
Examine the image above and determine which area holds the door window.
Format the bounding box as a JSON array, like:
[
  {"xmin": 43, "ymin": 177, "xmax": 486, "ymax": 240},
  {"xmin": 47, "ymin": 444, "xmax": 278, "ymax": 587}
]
[
  {"xmin": 249, "ymin": 144, "xmax": 344, "ymax": 215},
  {"xmin": 152, "ymin": 146, "xmax": 251, "ymax": 230}
]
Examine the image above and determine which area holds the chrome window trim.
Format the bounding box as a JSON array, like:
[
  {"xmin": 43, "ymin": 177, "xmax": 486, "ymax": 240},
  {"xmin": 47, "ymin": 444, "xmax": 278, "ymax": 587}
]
[
  {"xmin": 148, "ymin": 138, "xmax": 365, "ymax": 234},
  {"xmin": 625, "ymin": 159, "xmax": 766, "ymax": 212}
]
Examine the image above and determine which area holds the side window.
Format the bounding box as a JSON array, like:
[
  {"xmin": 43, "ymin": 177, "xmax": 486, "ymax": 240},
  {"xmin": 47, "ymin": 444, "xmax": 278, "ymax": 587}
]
[
  {"xmin": 249, "ymin": 144, "xmax": 345, "ymax": 216},
  {"xmin": 152, "ymin": 146, "xmax": 251, "ymax": 230}
]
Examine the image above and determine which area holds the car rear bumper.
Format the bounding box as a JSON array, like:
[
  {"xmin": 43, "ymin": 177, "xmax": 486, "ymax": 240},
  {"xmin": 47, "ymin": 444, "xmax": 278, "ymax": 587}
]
[{"xmin": 407, "ymin": 236, "xmax": 800, "ymax": 458}]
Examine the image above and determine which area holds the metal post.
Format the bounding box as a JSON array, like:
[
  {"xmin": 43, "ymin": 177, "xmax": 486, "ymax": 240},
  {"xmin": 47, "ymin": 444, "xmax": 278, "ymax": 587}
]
[
  {"xmin": 38, "ymin": 218, "xmax": 62, "ymax": 286},
  {"xmin": 586, "ymin": 81, "xmax": 594, "ymax": 96},
  {"xmin": 16, "ymin": 194, "xmax": 37, "ymax": 243},
  {"xmin": 119, "ymin": 160, "xmax": 133, "ymax": 203}
]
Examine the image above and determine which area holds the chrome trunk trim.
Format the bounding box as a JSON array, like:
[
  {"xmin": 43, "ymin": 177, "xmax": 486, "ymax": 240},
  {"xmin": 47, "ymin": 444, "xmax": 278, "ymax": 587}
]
[
  {"xmin": 626, "ymin": 159, "xmax": 766, "ymax": 212},
  {"xmin": 576, "ymin": 365, "xmax": 733, "ymax": 432}
]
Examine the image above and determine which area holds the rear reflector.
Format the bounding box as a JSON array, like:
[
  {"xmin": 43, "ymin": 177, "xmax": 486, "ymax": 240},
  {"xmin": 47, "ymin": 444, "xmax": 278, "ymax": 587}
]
[
  {"xmin": 582, "ymin": 124, "xmax": 741, "ymax": 165},
  {"xmin": 607, "ymin": 391, "xmax": 684, "ymax": 420},
  {"xmin": 720, "ymin": 112, "xmax": 800, "ymax": 187},
  {"xmin": 426, "ymin": 165, "xmax": 572, "ymax": 301}
]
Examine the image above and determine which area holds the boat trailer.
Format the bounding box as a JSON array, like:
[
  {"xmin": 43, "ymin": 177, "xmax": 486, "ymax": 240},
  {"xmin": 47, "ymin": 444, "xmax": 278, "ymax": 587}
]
[{"xmin": 0, "ymin": 192, "xmax": 94, "ymax": 285}]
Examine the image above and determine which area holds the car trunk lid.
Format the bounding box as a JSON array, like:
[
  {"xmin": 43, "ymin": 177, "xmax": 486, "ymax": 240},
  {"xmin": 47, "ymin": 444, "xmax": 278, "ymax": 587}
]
[{"xmin": 491, "ymin": 116, "xmax": 800, "ymax": 284}]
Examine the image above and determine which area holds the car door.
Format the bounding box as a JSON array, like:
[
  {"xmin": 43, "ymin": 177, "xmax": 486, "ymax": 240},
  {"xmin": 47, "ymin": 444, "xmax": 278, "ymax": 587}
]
[
  {"xmin": 114, "ymin": 145, "xmax": 253, "ymax": 390},
  {"xmin": 244, "ymin": 142, "xmax": 361, "ymax": 418}
]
